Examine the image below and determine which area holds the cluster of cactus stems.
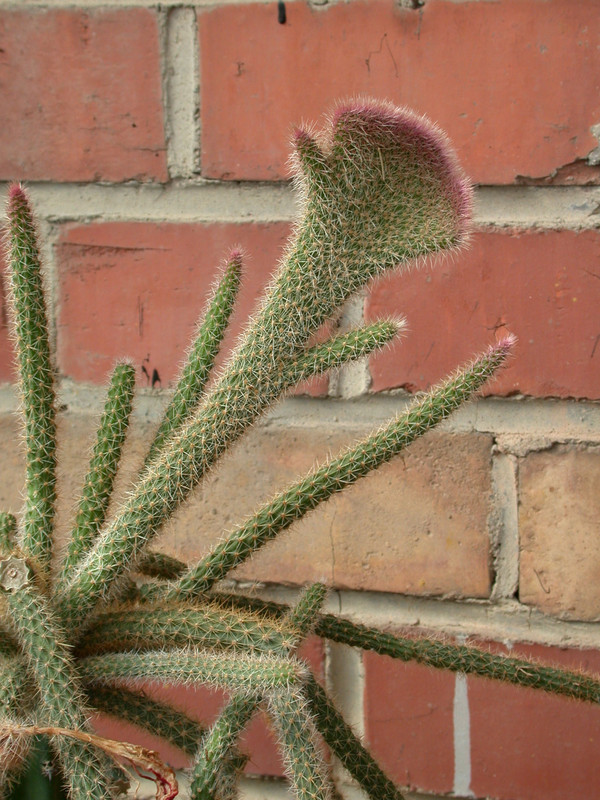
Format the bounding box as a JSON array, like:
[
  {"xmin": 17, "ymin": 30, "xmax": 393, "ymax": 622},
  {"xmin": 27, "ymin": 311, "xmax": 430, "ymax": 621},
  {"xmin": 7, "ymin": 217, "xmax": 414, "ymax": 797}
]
[{"xmin": 0, "ymin": 99, "xmax": 597, "ymax": 800}]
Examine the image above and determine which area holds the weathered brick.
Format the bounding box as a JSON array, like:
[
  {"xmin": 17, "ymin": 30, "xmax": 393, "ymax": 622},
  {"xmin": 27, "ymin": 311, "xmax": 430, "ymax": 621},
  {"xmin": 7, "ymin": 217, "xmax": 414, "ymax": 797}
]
[
  {"xmin": 366, "ymin": 228, "xmax": 600, "ymax": 399},
  {"xmin": 55, "ymin": 221, "xmax": 331, "ymax": 393},
  {"xmin": 519, "ymin": 446, "xmax": 600, "ymax": 621},
  {"xmin": 0, "ymin": 9, "xmax": 167, "ymax": 182},
  {"xmin": 364, "ymin": 640, "xmax": 600, "ymax": 799},
  {"xmin": 364, "ymin": 651, "xmax": 455, "ymax": 795},
  {"xmin": 198, "ymin": 0, "xmax": 600, "ymax": 184},
  {"xmin": 164, "ymin": 425, "xmax": 494, "ymax": 598},
  {"xmin": 0, "ymin": 411, "xmax": 493, "ymax": 597},
  {"xmin": 469, "ymin": 641, "xmax": 600, "ymax": 800}
]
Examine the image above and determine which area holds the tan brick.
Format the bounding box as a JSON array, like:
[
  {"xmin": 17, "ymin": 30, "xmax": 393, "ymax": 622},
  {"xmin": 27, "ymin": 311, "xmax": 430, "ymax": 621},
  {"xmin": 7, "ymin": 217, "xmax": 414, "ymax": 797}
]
[
  {"xmin": 0, "ymin": 412, "xmax": 493, "ymax": 598},
  {"xmin": 160, "ymin": 425, "xmax": 494, "ymax": 598},
  {"xmin": 519, "ymin": 446, "xmax": 600, "ymax": 621}
]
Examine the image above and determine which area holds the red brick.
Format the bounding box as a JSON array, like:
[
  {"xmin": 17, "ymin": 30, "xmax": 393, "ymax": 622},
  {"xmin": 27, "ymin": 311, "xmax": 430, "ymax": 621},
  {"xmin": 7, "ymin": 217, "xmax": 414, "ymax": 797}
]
[
  {"xmin": 92, "ymin": 636, "xmax": 325, "ymax": 777},
  {"xmin": 198, "ymin": 0, "xmax": 600, "ymax": 184},
  {"xmin": 519, "ymin": 447, "xmax": 600, "ymax": 621},
  {"xmin": 56, "ymin": 221, "xmax": 326, "ymax": 395},
  {"xmin": 366, "ymin": 229, "xmax": 600, "ymax": 399},
  {"xmin": 0, "ymin": 9, "xmax": 167, "ymax": 182},
  {"xmin": 469, "ymin": 642, "xmax": 600, "ymax": 800},
  {"xmin": 364, "ymin": 650, "xmax": 455, "ymax": 795},
  {"xmin": 364, "ymin": 638, "xmax": 600, "ymax": 799}
]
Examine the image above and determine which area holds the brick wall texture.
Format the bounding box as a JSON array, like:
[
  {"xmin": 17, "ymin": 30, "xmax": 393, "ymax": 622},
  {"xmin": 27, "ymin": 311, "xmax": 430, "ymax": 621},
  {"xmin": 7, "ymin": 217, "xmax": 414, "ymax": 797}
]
[{"xmin": 1, "ymin": 1, "xmax": 600, "ymax": 798}]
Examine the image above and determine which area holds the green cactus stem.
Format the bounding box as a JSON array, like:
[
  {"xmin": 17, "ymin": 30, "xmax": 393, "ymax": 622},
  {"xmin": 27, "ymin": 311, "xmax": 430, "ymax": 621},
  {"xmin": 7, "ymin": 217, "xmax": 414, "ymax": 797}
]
[
  {"xmin": 76, "ymin": 601, "xmax": 295, "ymax": 658},
  {"xmin": 4, "ymin": 186, "xmax": 57, "ymax": 573},
  {"xmin": 315, "ymin": 614, "xmax": 600, "ymax": 705},
  {"xmin": 304, "ymin": 676, "xmax": 405, "ymax": 800},
  {"xmin": 285, "ymin": 582, "xmax": 327, "ymax": 640},
  {"xmin": 55, "ymin": 101, "xmax": 472, "ymax": 633},
  {"xmin": 189, "ymin": 692, "xmax": 257, "ymax": 800},
  {"xmin": 2, "ymin": 582, "xmax": 113, "ymax": 799},
  {"xmin": 59, "ymin": 363, "xmax": 136, "ymax": 583},
  {"xmin": 88, "ymin": 685, "xmax": 206, "ymax": 757},
  {"xmin": 268, "ymin": 687, "xmax": 332, "ymax": 800},
  {"xmin": 144, "ymin": 250, "xmax": 243, "ymax": 467},
  {"xmin": 81, "ymin": 649, "xmax": 310, "ymax": 696},
  {"xmin": 166, "ymin": 337, "xmax": 514, "ymax": 601}
]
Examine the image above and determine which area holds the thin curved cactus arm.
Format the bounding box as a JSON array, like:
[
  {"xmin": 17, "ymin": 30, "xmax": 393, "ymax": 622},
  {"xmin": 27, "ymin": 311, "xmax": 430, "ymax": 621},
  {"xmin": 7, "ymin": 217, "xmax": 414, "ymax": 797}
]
[
  {"xmin": 189, "ymin": 692, "xmax": 257, "ymax": 800},
  {"xmin": 144, "ymin": 250, "xmax": 243, "ymax": 467},
  {"xmin": 81, "ymin": 649, "xmax": 310, "ymax": 696},
  {"xmin": 76, "ymin": 600, "xmax": 295, "ymax": 657},
  {"xmin": 277, "ymin": 319, "xmax": 404, "ymax": 396},
  {"xmin": 165, "ymin": 337, "xmax": 515, "ymax": 602},
  {"xmin": 268, "ymin": 686, "xmax": 333, "ymax": 800},
  {"xmin": 87, "ymin": 684, "xmax": 206, "ymax": 757},
  {"xmin": 3, "ymin": 186, "xmax": 57, "ymax": 573},
  {"xmin": 58, "ymin": 362, "xmax": 136, "ymax": 584},
  {"xmin": 0, "ymin": 513, "xmax": 17, "ymax": 556},
  {"xmin": 284, "ymin": 582, "xmax": 328, "ymax": 640},
  {"xmin": 2, "ymin": 579, "xmax": 114, "ymax": 799},
  {"xmin": 134, "ymin": 550, "xmax": 187, "ymax": 580},
  {"xmin": 304, "ymin": 675, "xmax": 405, "ymax": 800},
  {"xmin": 214, "ymin": 591, "xmax": 600, "ymax": 706},
  {"xmin": 54, "ymin": 101, "xmax": 472, "ymax": 633},
  {"xmin": 315, "ymin": 614, "xmax": 600, "ymax": 704}
]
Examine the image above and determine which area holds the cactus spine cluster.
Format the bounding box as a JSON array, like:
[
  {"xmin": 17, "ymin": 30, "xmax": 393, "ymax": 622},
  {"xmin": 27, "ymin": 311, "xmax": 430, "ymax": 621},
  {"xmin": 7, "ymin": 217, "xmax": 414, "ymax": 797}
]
[{"xmin": 0, "ymin": 99, "xmax": 595, "ymax": 800}]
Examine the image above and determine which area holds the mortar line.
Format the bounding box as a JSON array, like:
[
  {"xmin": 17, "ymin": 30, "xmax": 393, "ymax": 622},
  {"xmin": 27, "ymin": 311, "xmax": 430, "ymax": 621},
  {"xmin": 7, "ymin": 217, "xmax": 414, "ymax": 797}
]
[
  {"xmin": 162, "ymin": 6, "xmax": 200, "ymax": 178},
  {"xmin": 1, "ymin": 183, "xmax": 599, "ymax": 229},
  {"xmin": 489, "ymin": 451, "xmax": 519, "ymax": 601}
]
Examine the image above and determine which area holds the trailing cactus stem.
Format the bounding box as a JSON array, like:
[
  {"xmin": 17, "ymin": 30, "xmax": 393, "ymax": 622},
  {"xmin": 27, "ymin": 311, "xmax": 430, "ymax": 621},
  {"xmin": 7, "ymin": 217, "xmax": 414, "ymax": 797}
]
[
  {"xmin": 268, "ymin": 687, "xmax": 333, "ymax": 800},
  {"xmin": 88, "ymin": 685, "xmax": 206, "ymax": 757},
  {"xmin": 59, "ymin": 362, "xmax": 135, "ymax": 583},
  {"xmin": 0, "ymin": 514, "xmax": 17, "ymax": 556},
  {"xmin": 305, "ymin": 676, "xmax": 405, "ymax": 800},
  {"xmin": 56, "ymin": 102, "xmax": 471, "ymax": 631},
  {"xmin": 81, "ymin": 649, "xmax": 310, "ymax": 696},
  {"xmin": 145, "ymin": 250, "xmax": 243, "ymax": 466},
  {"xmin": 4, "ymin": 185, "xmax": 57, "ymax": 572},
  {"xmin": 190, "ymin": 693, "xmax": 258, "ymax": 800},
  {"xmin": 3, "ymin": 583, "xmax": 114, "ymax": 799},
  {"xmin": 77, "ymin": 600, "xmax": 295, "ymax": 657},
  {"xmin": 168, "ymin": 337, "xmax": 514, "ymax": 601},
  {"xmin": 285, "ymin": 583, "xmax": 328, "ymax": 640}
]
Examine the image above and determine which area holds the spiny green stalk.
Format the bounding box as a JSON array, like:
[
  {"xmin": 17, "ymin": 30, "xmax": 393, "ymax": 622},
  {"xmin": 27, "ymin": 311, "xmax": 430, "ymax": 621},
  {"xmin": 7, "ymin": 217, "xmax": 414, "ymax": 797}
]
[
  {"xmin": 277, "ymin": 320, "xmax": 403, "ymax": 394},
  {"xmin": 166, "ymin": 338, "xmax": 513, "ymax": 601},
  {"xmin": 4, "ymin": 186, "xmax": 56, "ymax": 573},
  {"xmin": 315, "ymin": 614, "xmax": 600, "ymax": 704},
  {"xmin": 55, "ymin": 102, "xmax": 471, "ymax": 632},
  {"xmin": 285, "ymin": 583, "xmax": 327, "ymax": 639},
  {"xmin": 87, "ymin": 685, "xmax": 206, "ymax": 756},
  {"xmin": 3, "ymin": 583, "xmax": 113, "ymax": 799},
  {"xmin": 268, "ymin": 687, "xmax": 332, "ymax": 800},
  {"xmin": 0, "ymin": 514, "xmax": 16, "ymax": 556},
  {"xmin": 304, "ymin": 676, "xmax": 404, "ymax": 800},
  {"xmin": 135, "ymin": 550, "xmax": 186, "ymax": 580},
  {"xmin": 59, "ymin": 362, "xmax": 135, "ymax": 583},
  {"xmin": 144, "ymin": 251, "xmax": 243, "ymax": 467},
  {"xmin": 81, "ymin": 649, "xmax": 310, "ymax": 696},
  {"xmin": 190, "ymin": 693, "xmax": 257, "ymax": 800},
  {"xmin": 213, "ymin": 591, "xmax": 600, "ymax": 706},
  {"xmin": 77, "ymin": 601, "xmax": 295, "ymax": 657}
]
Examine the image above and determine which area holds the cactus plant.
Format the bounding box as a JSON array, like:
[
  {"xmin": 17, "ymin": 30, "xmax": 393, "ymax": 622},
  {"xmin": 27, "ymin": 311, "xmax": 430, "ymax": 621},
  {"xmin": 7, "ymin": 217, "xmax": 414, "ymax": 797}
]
[{"xmin": 0, "ymin": 99, "xmax": 597, "ymax": 800}]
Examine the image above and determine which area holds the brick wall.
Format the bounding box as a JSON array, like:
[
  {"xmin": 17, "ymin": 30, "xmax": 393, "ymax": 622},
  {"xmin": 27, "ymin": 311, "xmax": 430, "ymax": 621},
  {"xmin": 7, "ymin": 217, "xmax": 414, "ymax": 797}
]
[{"xmin": 1, "ymin": 1, "xmax": 599, "ymax": 798}]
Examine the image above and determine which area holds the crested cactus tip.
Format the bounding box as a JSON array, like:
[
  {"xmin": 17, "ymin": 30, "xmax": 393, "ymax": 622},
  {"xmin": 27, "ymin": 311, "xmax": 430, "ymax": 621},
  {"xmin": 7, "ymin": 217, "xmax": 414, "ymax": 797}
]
[{"xmin": 291, "ymin": 98, "xmax": 474, "ymax": 273}]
